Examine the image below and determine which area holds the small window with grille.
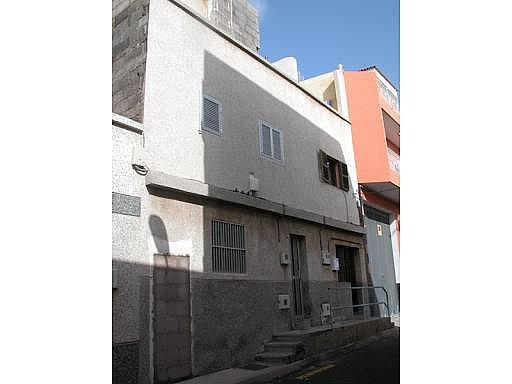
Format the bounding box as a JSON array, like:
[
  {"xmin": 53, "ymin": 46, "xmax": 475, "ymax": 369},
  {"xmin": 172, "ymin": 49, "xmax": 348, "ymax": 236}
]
[
  {"xmin": 202, "ymin": 94, "xmax": 222, "ymax": 135},
  {"xmin": 212, "ymin": 220, "xmax": 246, "ymax": 274},
  {"xmin": 318, "ymin": 150, "xmax": 350, "ymax": 191},
  {"xmin": 259, "ymin": 120, "xmax": 284, "ymax": 163}
]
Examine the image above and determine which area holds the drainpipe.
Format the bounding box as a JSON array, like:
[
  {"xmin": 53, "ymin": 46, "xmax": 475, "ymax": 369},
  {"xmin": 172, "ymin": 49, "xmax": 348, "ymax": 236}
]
[{"xmin": 357, "ymin": 185, "xmax": 374, "ymax": 318}]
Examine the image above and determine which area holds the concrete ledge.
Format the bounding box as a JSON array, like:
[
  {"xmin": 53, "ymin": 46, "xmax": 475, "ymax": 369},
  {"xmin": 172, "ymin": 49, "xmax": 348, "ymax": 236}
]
[
  {"xmin": 209, "ymin": 184, "xmax": 284, "ymax": 215},
  {"xmin": 323, "ymin": 216, "xmax": 365, "ymax": 234},
  {"xmin": 283, "ymin": 206, "xmax": 324, "ymax": 225},
  {"xmin": 112, "ymin": 112, "xmax": 144, "ymax": 134},
  {"xmin": 147, "ymin": 171, "xmax": 209, "ymax": 196},
  {"xmin": 146, "ymin": 170, "xmax": 365, "ymax": 235}
]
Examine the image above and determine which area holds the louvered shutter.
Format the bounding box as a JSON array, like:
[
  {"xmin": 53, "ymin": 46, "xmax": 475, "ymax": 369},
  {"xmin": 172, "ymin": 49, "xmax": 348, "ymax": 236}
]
[
  {"xmin": 341, "ymin": 162, "xmax": 349, "ymax": 191},
  {"xmin": 203, "ymin": 96, "xmax": 221, "ymax": 133},
  {"xmin": 319, "ymin": 150, "xmax": 329, "ymax": 182}
]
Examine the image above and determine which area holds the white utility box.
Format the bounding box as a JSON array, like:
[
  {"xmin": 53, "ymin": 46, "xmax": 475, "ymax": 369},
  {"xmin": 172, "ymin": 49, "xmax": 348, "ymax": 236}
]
[
  {"xmin": 320, "ymin": 302, "xmax": 332, "ymax": 324},
  {"xmin": 321, "ymin": 250, "xmax": 331, "ymax": 265},
  {"xmin": 321, "ymin": 302, "xmax": 331, "ymax": 317},
  {"xmin": 331, "ymin": 257, "xmax": 340, "ymax": 271},
  {"xmin": 280, "ymin": 252, "xmax": 290, "ymax": 265},
  {"xmin": 278, "ymin": 294, "xmax": 290, "ymax": 309},
  {"xmin": 249, "ymin": 173, "xmax": 259, "ymax": 193}
]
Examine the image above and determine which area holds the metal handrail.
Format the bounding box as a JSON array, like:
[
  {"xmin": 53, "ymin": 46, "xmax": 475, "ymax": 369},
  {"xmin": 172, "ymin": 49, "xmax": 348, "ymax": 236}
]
[
  {"xmin": 331, "ymin": 302, "xmax": 389, "ymax": 316},
  {"xmin": 327, "ymin": 286, "xmax": 391, "ymax": 323}
]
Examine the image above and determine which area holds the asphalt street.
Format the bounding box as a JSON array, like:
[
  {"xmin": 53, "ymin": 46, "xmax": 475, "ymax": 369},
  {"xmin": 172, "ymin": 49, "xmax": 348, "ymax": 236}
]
[{"xmin": 269, "ymin": 327, "xmax": 399, "ymax": 384}]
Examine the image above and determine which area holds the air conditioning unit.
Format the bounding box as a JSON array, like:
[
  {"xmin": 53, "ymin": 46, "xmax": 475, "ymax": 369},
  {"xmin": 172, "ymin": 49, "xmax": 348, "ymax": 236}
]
[{"xmin": 279, "ymin": 252, "xmax": 290, "ymax": 265}]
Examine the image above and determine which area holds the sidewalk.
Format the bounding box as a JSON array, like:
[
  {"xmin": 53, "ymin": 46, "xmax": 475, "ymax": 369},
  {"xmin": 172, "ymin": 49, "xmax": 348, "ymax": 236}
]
[{"xmin": 177, "ymin": 326, "xmax": 398, "ymax": 384}]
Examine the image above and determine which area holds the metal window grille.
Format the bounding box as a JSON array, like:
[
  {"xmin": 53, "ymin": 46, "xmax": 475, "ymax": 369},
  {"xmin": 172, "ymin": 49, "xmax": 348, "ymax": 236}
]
[
  {"xmin": 212, "ymin": 220, "xmax": 246, "ymax": 273},
  {"xmin": 202, "ymin": 96, "xmax": 221, "ymax": 134}
]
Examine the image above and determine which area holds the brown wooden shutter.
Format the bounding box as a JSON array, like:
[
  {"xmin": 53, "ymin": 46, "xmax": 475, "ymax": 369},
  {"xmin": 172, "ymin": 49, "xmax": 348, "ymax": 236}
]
[
  {"xmin": 319, "ymin": 150, "xmax": 329, "ymax": 183},
  {"xmin": 341, "ymin": 162, "xmax": 349, "ymax": 191}
]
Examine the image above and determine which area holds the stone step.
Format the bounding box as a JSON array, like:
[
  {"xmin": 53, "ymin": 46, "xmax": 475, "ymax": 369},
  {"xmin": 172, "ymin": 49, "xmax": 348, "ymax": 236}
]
[
  {"xmin": 254, "ymin": 351, "xmax": 296, "ymax": 364},
  {"xmin": 272, "ymin": 334, "xmax": 306, "ymax": 342},
  {"xmin": 264, "ymin": 341, "xmax": 304, "ymax": 353},
  {"xmin": 293, "ymin": 318, "xmax": 312, "ymax": 330}
]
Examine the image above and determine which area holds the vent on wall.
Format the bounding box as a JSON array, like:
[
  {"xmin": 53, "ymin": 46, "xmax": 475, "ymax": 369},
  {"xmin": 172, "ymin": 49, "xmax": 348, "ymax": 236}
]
[{"xmin": 202, "ymin": 95, "xmax": 222, "ymax": 134}]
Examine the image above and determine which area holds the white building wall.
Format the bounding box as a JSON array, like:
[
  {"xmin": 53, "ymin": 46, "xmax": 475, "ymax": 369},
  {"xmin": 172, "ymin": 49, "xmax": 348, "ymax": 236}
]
[{"xmin": 144, "ymin": 0, "xmax": 360, "ymax": 225}]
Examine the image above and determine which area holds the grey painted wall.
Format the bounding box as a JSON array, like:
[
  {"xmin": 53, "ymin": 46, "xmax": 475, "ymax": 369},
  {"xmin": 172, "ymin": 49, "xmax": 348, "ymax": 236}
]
[
  {"xmin": 144, "ymin": 0, "xmax": 360, "ymax": 226},
  {"xmin": 147, "ymin": 191, "xmax": 365, "ymax": 375}
]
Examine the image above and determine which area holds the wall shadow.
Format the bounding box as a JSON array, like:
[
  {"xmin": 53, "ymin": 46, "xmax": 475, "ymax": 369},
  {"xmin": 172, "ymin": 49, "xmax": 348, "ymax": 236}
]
[{"xmin": 200, "ymin": 50, "xmax": 360, "ymax": 227}]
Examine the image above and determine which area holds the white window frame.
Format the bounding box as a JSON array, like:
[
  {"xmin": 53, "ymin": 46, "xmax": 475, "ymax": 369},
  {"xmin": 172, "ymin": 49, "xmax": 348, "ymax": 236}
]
[
  {"xmin": 201, "ymin": 93, "xmax": 223, "ymax": 136},
  {"xmin": 258, "ymin": 120, "xmax": 284, "ymax": 164}
]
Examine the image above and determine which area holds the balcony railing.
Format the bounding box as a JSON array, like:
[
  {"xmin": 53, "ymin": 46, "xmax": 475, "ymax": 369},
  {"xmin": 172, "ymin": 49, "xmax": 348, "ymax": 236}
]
[
  {"xmin": 388, "ymin": 148, "xmax": 400, "ymax": 174},
  {"xmin": 377, "ymin": 78, "xmax": 399, "ymax": 112}
]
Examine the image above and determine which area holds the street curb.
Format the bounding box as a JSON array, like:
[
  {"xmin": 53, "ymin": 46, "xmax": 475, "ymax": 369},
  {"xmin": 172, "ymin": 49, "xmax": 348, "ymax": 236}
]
[{"xmin": 240, "ymin": 326, "xmax": 399, "ymax": 384}]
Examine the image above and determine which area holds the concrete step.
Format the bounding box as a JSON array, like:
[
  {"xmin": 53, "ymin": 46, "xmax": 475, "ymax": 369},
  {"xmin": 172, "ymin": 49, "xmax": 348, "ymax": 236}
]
[
  {"xmin": 271, "ymin": 334, "xmax": 306, "ymax": 343},
  {"xmin": 293, "ymin": 318, "xmax": 312, "ymax": 330},
  {"xmin": 254, "ymin": 351, "xmax": 296, "ymax": 364},
  {"xmin": 264, "ymin": 341, "xmax": 304, "ymax": 353}
]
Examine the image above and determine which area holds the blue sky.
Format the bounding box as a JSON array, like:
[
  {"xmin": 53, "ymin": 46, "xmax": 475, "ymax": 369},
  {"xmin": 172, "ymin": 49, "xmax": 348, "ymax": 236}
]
[{"xmin": 250, "ymin": 0, "xmax": 400, "ymax": 91}]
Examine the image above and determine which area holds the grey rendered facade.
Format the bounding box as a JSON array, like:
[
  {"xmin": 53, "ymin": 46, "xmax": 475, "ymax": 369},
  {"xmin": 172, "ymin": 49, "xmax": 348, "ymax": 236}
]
[{"xmin": 112, "ymin": 1, "xmax": 371, "ymax": 383}]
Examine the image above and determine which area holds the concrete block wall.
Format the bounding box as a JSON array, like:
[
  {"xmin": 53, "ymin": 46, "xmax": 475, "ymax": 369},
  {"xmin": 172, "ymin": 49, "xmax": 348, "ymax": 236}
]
[
  {"xmin": 231, "ymin": 0, "xmax": 260, "ymax": 51},
  {"xmin": 208, "ymin": 0, "xmax": 260, "ymax": 52},
  {"xmin": 112, "ymin": 0, "xmax": 150, "ymax": 123},
  {"xmin": 153, "ymin": 254, "xmax": 192, "ymax": 383}
]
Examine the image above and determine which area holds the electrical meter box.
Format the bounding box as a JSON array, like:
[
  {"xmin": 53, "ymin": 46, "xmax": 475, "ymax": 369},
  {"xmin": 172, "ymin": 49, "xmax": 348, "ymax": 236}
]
[
  {"xmin": 280, "ymin": 252, "xmax": 289, "ymax": 265},
  {"xmin": 278, "ymin": 294, "xmax": 290, "ymax": 309},
  {"xmin": 331, "ymin": 257, "xmax": 340, "ymax": 271},
  {"xmin": 321, "ymin": 250, "xmax": 331, "ymax": 265},
  {"xmin": 321, "ymin": 302, "xmax": 331, "ymax": 316}
]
